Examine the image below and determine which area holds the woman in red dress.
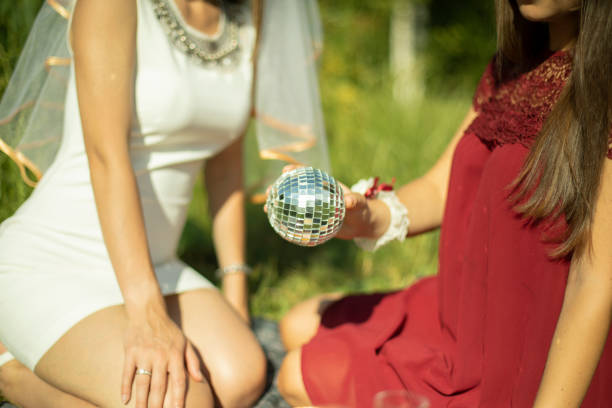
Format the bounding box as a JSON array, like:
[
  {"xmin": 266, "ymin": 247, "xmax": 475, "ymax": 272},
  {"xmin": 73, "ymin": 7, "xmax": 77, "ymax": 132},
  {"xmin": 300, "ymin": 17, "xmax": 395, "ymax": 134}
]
[{"xmin": 277, "ymin": 1, "xmax": 612, "ymax": 407}]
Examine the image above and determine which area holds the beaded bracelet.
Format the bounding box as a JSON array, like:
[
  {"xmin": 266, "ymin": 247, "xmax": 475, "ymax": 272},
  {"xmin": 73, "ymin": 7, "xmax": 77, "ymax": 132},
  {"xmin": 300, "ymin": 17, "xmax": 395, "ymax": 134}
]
[
  {"xmin": 351, "ymin": 177, "xmax": 410, "ymax": 252},
  {"xmin": 215, "ymin": 263, "xmax": 253, "ymax": 279}
]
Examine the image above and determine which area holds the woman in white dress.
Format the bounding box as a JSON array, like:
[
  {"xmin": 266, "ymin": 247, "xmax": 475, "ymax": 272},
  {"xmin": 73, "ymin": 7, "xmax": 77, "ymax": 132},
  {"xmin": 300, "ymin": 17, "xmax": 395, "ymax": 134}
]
[{"xmin": 0, "ymin": 0, "xmax": 328, "ymax": 407}]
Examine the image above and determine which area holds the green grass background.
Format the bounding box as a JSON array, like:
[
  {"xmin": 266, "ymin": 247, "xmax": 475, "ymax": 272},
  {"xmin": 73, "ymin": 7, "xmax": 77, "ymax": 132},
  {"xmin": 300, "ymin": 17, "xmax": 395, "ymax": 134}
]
[{"xmin": 0, "ymin": 1, "xmax": 495, "ymax": 324}]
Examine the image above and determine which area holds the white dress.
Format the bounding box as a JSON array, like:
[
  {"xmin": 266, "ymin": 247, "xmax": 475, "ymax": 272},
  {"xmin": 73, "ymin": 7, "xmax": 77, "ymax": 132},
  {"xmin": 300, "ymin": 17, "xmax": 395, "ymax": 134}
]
[{"xmin": 0, "ymin": 0, "xmax": 255, "ymax": 370}]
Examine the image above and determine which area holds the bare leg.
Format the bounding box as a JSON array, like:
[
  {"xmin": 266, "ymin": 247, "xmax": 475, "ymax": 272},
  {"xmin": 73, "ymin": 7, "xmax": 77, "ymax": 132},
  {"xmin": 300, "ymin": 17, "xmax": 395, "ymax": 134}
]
[
  {"xmin": 0, "ymin": 343, "xmax": 95, "ymax": 408},
  {"xmin": 165, "ymin": 289, "xmax": 267, "ymax": 408},
  {"xmin": 34, "ymin": 289, "xmax": 265, "ymax": 408},
  {"xmin": 277, "ymin": 293, "xmax": 343, "ymax": 407},
  {"xmin": 277, "ymin": 349, "xmax": 311, "ymax": 407},
  {"xmin": 279, "ymin": 293, "xmax": 342, "ymax": 351},
  {"xmin": 35, "ymin": 302, "xmax": 214, "ymax": 408}
]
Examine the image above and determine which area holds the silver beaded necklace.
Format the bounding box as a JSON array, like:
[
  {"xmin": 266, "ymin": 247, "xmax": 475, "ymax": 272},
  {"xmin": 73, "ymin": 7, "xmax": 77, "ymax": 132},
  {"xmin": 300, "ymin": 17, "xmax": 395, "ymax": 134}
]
[{"xmin": 151, "ymin": 0, "xmax": 242, "ymax": 68}]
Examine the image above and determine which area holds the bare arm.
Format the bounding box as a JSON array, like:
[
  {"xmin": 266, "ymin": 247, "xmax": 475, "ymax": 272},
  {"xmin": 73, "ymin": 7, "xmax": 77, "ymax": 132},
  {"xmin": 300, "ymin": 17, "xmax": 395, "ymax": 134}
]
[
  {"xmin": 74, "ymin": 0, "xmax": 156, "ymax": 332},
  {"xmin": 205, "ymin": 136, "xmax": 249, "ymax": 322},
  {"xmin": 338, "ymin": 108, "xmax": 478, "ymax": 240},
  {"xmin": 533, "ymin": 159, "xmax": 612, "ymax": 408},
  {"xmin": 72, "ymin": 1, "xmax": 202, "ymax": 406},
  {"xmin": 397, "ymin": 107, "xmax": 478, "ymax": 235}
]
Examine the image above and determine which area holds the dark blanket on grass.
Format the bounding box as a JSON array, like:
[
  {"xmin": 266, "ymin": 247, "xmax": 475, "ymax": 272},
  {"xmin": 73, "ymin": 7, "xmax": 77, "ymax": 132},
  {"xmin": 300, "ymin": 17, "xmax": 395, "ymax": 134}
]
[
  {"xmin": 251, "ymin": 318, "xmax": 291, "ymax": 408},
  {"xmin": 0, "ymin": 318, "xmax": 289, "ymax": 408}
]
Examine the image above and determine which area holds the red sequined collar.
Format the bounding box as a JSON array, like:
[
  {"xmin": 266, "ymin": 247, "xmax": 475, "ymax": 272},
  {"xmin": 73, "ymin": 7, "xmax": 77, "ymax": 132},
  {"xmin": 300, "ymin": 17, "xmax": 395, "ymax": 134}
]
[{"xmin": 466, "ymin": 51, "xmax": 573, "ymax": 151}]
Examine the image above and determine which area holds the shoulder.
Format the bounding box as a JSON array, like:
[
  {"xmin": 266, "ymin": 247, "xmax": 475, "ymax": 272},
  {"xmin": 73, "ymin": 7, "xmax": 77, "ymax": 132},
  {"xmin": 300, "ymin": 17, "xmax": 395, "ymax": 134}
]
[
  {"xmin": 72, "ymin": 0, "xmax": 136, "ymax": 43},
  {"xmin": 73, "ymin": 0, "xmax": 136, "ymax": 21},
  {"xmin": 71, "ymin": 0, "xmax": 137, "ymax": 65}
]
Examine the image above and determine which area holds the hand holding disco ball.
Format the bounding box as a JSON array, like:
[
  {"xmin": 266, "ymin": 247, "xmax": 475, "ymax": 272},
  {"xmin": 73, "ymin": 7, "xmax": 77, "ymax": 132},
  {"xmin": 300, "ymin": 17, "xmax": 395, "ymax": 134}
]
[{"xmin": 266, "ymin": 167, "xmax": 345, "ymax": 246}]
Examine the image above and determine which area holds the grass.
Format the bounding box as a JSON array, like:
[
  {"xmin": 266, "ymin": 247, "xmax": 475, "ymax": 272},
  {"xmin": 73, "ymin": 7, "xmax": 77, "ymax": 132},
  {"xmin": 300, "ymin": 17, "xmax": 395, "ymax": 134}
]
[{"xmin": 0, "ymin": 4, "xmax": 482, "ymax": 320}]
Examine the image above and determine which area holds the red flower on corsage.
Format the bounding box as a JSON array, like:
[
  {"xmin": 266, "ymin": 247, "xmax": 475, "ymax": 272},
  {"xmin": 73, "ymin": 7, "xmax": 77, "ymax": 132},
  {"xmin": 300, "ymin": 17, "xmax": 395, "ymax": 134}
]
[{"xmin": 364, "ymin": 177, "xmax": 396, "ymax": 199}]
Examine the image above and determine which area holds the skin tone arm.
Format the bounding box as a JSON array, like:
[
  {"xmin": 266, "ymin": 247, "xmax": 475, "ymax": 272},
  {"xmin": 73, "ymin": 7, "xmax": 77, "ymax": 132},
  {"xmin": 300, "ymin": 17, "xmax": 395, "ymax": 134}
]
[
  {"xmin": 205, "ymin": 136, "xmax": 250, "ymax": 323},
  {"xmin": 337, "ymin": 108, "xmax": 478, "ymax": 240},
  {"xmin": 533, "ymin": 159, "xmax": 612, "ymax": 408},
  {"xmin": 72, "ymin": 1, "xmax": 202, "ymax": 407}
]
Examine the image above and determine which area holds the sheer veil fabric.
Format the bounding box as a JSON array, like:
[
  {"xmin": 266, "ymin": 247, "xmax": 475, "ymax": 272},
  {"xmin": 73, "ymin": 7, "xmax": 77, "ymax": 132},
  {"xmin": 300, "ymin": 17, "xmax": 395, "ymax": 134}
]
[
  {"xmin": 0, "ymin": 0, "xmax": 72, "ymax": 187},
  {"xmin": 0, "ymin": 0, "xmax": 329, "ymax": 200},
  {"xmin": 250, "ymin": 0, "xmax": 329, "ymax": 201}
]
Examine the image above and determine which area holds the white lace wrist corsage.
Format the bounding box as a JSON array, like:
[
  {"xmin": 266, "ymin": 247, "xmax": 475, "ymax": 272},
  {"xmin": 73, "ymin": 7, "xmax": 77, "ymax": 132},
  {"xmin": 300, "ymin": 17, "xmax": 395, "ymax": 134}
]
[{"xmin": 351, "ymin": 177, "xmax": 410, "ymax": 251}]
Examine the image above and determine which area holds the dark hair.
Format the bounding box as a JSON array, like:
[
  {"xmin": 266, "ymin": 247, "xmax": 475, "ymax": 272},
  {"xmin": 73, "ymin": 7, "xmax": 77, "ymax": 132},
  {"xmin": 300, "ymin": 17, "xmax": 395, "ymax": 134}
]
[{"xmin": 495, "ymin": 0, "xmax": 612, "ymax": 258}]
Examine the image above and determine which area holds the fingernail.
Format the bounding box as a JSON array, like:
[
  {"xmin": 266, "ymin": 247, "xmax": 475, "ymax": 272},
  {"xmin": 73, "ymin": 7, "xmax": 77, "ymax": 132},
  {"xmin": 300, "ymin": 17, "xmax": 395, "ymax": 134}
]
[{"xmin": 121, "ymin": 394, "xmax": 128, "ymax": 404}]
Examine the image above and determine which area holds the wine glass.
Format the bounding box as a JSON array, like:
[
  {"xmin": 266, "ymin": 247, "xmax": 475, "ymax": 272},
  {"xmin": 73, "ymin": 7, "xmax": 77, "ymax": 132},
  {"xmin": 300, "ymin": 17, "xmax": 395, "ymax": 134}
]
[{"xmin": 373, "ymin": 390, "xmax": 430, "ymax": 408}]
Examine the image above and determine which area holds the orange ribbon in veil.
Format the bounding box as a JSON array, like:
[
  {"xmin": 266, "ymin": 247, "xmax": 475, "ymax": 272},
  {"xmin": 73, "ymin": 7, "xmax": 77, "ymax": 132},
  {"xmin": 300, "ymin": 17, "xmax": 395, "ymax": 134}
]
[
  {"xmin": 0, "ymin": 0, "xmax": 72, "ymax": 187},
  {"xmin": 248, "ymin": 108, "xmax": 318, "ymax": 203}
]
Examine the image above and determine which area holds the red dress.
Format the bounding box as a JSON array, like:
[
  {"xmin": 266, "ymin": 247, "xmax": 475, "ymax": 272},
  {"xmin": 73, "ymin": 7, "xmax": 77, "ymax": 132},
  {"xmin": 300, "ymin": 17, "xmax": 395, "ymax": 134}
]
[{"xmin": 301, "ymin": 51, "xmax": 612, "ymax": 408}]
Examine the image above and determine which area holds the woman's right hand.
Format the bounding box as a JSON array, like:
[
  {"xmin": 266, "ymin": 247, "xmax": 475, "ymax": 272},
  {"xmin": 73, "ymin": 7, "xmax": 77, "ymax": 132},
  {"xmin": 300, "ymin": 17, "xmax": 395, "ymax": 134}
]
[
  {"xmin": 265, "ymin": 165, "xmax": 390, "ymax": 241},
  {"xmin": 121, "ymin": 306, "xmax": 204, "ymax": 408},
  {"xmin": 336, "ymin": 190, "xmax": 390, "ymax": 241}
]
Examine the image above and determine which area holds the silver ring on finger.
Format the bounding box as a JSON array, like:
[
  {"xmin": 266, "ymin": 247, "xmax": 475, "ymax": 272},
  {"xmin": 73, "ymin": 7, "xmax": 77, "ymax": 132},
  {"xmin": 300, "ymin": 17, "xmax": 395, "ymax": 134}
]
[{"xmin": 135, "ymin": 368, "xmax": 152, "ymax": 376}]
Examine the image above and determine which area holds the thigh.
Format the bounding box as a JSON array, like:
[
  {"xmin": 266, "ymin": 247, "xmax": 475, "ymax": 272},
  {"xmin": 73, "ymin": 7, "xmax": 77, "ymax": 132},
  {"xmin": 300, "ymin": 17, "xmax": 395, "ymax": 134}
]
[
  {"xmin": 35, "ymin": 303, "xmax": 213, "ymax": 408},
  {"xmin": 0, "ymin": 359, "xmax": 95, "ymax": 408},
  {"xmin": 166, "ymin": 289, "xmax": 266, "ymax": 407},
  {"xmin": 279, "ymin": 293, "xmax": 342, "ymax": 351}
]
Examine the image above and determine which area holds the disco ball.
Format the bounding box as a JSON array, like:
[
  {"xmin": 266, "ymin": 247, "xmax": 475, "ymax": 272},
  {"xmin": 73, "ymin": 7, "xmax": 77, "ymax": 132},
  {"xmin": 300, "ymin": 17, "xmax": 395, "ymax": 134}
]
[{"xmin": 266, "ymin": 167, "xmax": 345, "ymax": 247}]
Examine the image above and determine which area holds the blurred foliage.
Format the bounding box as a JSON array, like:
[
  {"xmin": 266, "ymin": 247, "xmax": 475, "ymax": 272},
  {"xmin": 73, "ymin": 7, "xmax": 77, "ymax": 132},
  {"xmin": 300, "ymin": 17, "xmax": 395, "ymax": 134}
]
[
  {"xmin": 0, "ymin": 0, "xmax": 41, "ymax": 221},
  {"xmin": 319, "ymin": 0, "xmax": 496, "ymax": 93},
  {"xmin": 0, "ymin": 0, "xmax": 494, "ymax": 325},
  {"xmin": 424, "ymin": 0, "xmax": 496, "ymax": 92}
]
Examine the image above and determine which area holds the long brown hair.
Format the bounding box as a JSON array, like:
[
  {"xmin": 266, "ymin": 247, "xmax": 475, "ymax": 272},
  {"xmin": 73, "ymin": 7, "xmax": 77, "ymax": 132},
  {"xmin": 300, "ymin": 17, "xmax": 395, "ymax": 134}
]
[{"xmin": 495, "ymin": 0, "xmax": 612, "ymax": 258}]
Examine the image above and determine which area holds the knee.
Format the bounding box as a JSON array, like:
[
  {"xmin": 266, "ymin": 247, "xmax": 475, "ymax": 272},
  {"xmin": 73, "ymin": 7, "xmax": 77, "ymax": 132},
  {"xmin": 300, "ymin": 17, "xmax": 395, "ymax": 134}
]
[
  {"xmin": 279, "ymin": 301, "xmax": 315, "ymax": 351},
  {"xmin": 277, "ymin": 349, "xmax": 311, "ymax": 407},
  {"xmin": 279, "ymin": 307, "xmax": 300, "ymax": 350},
  {"xmin": 280, "ymin": 294, "xmax": 340, "ymax": 351},
  {"xmin": 213, "ymin": 345, "xmax": 267, "ymax": 408}
]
